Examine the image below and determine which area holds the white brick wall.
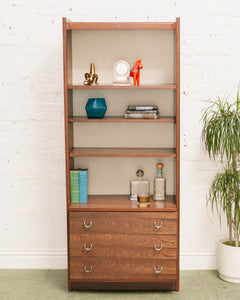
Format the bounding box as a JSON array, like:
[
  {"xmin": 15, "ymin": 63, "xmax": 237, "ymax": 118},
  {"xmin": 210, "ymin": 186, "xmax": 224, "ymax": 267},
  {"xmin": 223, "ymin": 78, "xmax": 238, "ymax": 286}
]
[{"xmin": 0, "ymin": 0, "xmax": 240, "ymax": 269}]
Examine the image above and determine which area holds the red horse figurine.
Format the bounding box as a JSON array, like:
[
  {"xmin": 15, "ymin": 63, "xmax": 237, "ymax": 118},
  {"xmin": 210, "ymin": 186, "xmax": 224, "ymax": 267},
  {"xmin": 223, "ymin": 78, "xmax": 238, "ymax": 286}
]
[{"xmin": 130, "ymin": 59, "xmax": 143, "ymax": 86}]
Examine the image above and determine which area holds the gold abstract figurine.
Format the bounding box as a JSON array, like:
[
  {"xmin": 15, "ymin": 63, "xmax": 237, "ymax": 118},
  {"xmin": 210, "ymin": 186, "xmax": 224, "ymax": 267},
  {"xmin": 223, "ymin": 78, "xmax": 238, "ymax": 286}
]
[{"xmin": 84, "ymin": 63, "xmax": 98, "ymax": 85}]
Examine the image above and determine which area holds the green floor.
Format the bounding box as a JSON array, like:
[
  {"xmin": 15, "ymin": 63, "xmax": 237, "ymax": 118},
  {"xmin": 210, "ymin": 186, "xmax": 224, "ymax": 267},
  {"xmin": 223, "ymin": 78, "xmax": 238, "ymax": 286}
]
[{"xmin": 0, "ymin": 270, "xmax": 239, "ymax": 300}]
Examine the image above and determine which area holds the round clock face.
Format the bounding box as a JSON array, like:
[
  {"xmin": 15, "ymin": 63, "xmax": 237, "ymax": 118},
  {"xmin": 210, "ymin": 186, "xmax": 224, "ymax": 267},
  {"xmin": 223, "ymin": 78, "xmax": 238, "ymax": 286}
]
[{"xmin": 116, "ymin": 62, "xmax": 128, "ymax": 75}]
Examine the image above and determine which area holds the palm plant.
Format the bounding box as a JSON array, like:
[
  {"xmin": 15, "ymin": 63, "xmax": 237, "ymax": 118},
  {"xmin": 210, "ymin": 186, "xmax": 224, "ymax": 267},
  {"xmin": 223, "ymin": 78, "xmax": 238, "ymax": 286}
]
[{"xmin": 201, "ymin": 88, "xmax": 240, "ymax": 247}]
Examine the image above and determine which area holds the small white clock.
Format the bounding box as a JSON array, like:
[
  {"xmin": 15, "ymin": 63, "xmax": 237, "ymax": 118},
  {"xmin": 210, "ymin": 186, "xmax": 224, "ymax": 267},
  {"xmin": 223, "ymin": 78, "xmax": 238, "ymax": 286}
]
[{"xmin": 113, "ymin": 60, "xmax": 131, "ymax": 85}]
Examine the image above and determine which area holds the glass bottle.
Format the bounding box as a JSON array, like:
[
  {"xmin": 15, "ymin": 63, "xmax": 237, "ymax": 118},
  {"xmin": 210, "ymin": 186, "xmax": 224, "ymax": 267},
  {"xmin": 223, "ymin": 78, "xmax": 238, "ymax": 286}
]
[
  {"xmin": 154, "ymin": 163, "xmax": 166, "ymax": 201},
  {"xmin": 130, "ymin": 169, "xmax": 150, "ymax": 203}
]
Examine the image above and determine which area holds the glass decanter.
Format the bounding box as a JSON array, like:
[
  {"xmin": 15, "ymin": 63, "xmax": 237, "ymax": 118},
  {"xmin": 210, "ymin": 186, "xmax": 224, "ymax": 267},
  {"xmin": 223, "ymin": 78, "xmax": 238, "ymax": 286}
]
[{"xmin": 130, "ymin": 169, "xmax": 150, "ymax": 202}]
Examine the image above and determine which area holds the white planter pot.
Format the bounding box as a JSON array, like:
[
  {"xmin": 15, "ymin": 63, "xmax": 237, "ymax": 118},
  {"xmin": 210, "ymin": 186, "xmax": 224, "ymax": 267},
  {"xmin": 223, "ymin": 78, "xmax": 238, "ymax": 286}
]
[{"xmin": 217, "ymin": 236, "xmax": 240, "ymax": 283}]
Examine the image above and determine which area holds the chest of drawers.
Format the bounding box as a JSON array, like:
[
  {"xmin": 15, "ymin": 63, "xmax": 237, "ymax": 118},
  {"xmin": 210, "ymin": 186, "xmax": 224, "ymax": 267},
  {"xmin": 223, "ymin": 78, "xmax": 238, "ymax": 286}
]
[{"xmin": 69, "ymin": 211, "xmax": 178, "ymax": 289}]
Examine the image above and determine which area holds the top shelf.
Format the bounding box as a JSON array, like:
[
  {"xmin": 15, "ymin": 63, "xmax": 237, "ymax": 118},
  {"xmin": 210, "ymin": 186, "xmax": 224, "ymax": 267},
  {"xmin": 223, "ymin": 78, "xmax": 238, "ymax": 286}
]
[
  {"xmin": 67, "ymin": 22, "xmax": 177, "ymax": 31},
  {"xmin": 68, "ymin": 84, "xmax": 176, "ymax": 90}
]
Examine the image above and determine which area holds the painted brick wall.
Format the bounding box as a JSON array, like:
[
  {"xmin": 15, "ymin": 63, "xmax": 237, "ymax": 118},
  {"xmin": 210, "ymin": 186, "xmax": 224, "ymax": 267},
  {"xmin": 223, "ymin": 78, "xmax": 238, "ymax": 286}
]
[{"xmin": 0, "ymin": 0, "xmax": 240, "ymax": 269}]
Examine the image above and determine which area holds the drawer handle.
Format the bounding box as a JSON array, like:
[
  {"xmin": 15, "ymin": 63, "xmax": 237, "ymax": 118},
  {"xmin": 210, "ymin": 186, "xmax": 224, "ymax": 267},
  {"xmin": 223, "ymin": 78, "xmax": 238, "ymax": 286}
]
[
  {"xmin": 83, "ymin": 265, "xmax": 93, "ymax": 273},
  {"xmin": 154, "ymin": 265, "xmax": 163, "ymax": 274},
  {"xmin": 83, "ymin": 243, "xmax": 93, "ymax": 251},
  {"xmin": 154, "ymin": 244, "xmax": 163, "ymax": 251},
  {"xmin": 83, "ymin": 221, "xmax": 92, "ymax": 229},
  {"xmin": 154, "ymin": 221, "xmax": 163, "ymax": 229}
]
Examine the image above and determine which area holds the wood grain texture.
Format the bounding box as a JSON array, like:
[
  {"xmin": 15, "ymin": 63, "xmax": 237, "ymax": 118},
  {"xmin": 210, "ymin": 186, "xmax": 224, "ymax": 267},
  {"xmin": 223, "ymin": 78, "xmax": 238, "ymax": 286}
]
[
  {"xmin": 67, "ymin": 84, "xmax": 176, "ymax": 89},
  {"xmin": 69, "ymin": 195, "xmax": 177, "ymax": 212},
  {"xmin": 62, "ymin": 17, "xmax": 71, "ymax": 291},
  {"xmin": 175, "ymin": 17, "xmax": 180, "ymax": 292},
  {"xmin": 67, "ymin": 90, "xmax": 73, "ymax": 118},
  {"xmin": 67, "ymin": 30, "xmax": 72, "ymax": 85},
  {"xmin": 69, "ymin": 116, "xmax": 176, "ymax": 123},
  {"xmin": 70, "ymin": 257, "xmax": 176, "ymax": 280},
  {"xmin": 67, "ymin": 22, "xmax": 176, "ymax": 30},
  {"xmin": 70, "ymin": 234, "xmax": 177, "ymax": 259},
  {"xmin": 69, "ymin": 147, "xmax": 176, "ymax": 158},
  {"xmin": 71, "ymin": 281, "xmax": 176, "ymax": 290},
  {"xmin": 69, "ymin": 212, "xmax": 177, "ymax": 235},
  {"xmin": 62, "ymin": 18, "xmax": 71, "ymax": 209}
]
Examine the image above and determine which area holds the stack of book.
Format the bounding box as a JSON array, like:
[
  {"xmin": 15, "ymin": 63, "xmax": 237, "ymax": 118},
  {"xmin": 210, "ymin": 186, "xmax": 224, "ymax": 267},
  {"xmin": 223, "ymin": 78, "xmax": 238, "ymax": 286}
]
[
  {"xmin": 70, "ymin": 169, "xmax": 88, "ymax": 204},
  {"xmin": 125, "ymin": 105, "xmax": 159, "ymax": 119}
]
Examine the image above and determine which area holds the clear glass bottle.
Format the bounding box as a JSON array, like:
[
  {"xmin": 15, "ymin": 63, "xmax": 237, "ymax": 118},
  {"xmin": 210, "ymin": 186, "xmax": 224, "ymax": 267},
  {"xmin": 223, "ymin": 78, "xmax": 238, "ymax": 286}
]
[
  {"xmin": 154, "ymin": 163, "xmax": 166, "ymax": 201},
  {"xmin": 130, "ymin": 169, "xmax": 150, "ymax": 203}
]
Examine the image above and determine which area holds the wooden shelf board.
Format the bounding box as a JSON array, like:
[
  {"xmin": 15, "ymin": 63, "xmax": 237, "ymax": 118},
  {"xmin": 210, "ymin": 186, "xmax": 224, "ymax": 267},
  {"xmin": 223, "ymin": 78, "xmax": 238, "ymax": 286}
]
[
  {"xmin": 67, "ymin": 22, "xmax": 176, "ymax": 31},
  {"xmin": 69, "ymin": 195, "xmax": 176, "ymax": 212},
  {"xmin": 69, "ymin": 147, "xmax": 176, "ymax": 158},
  {"xmin": 69, "ymin": 116, "xmax": 176, "ymax": 123},
  {"xmin": 67, "ymin": 84, "xmax": 176, "ymax": 90}
]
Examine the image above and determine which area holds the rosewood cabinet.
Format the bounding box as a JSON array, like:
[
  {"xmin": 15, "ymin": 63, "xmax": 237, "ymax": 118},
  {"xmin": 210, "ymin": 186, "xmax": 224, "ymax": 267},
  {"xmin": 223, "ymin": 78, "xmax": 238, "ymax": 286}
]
[{"xmin": 63, "ymin": 18, "xmax": 180, "ymax": 290}]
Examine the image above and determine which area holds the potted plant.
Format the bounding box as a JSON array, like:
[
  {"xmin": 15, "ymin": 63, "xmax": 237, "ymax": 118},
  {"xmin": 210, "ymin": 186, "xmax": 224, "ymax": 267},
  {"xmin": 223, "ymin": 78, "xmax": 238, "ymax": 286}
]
[{"xmin": 201, "ymin": 88, "xmax": 240, "ymax": 283}]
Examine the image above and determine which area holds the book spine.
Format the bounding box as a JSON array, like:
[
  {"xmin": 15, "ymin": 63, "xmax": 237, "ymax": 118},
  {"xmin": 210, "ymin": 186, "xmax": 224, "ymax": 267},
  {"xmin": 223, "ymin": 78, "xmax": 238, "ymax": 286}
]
[
  {"xmin": 127, "ymin": 105, "xmax": 158, "ymax": 111},
  {"xmin": 79, "ymin": 169, "xmax": 88, "ymax": 203},
  {"xmin": 125, "ymin": 113, "xmax": 159, "ymax": 119},
  {"xmin": 126, "ymin": 110, "xmax": 158, "ymax": 114},
  {"xmin": 70, "ymin": 170, "xmax": 80, "ymax": 203}
]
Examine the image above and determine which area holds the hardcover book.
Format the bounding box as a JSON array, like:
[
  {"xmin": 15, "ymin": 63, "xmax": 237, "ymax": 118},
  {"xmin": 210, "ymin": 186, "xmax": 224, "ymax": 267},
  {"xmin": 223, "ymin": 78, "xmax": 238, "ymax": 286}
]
[
  {"xmin": 70, "ymin": 170, "xmax": 80, "ymax": 203},
  {"xmin": 79, "ymin": 169, "xmax": 88, "ymax": 203},
  {"xmin": 126, "ymin": 110, "xmax": 158, "ymax": 114},
  {"xmin": 125, "ymin": 112, "xmax": 159, "ymax": 119},
  {"xmin": 127, "ymin": 105, "xmax": 158, "ymax": 111}
]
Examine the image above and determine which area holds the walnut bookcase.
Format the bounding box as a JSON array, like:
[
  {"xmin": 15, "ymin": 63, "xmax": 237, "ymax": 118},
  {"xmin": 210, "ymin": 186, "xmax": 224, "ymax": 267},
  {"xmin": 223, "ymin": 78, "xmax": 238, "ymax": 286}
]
[{"xmin": 63, "ymin": 17, "xmax": 180, "ymax": 291}]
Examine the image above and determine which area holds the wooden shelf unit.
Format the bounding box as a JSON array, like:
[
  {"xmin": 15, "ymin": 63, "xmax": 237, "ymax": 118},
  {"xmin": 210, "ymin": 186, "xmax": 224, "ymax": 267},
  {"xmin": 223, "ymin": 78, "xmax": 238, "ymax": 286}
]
[{"xmin": 63, "ymin": 17, "xmax": 180, "ymax": 291}]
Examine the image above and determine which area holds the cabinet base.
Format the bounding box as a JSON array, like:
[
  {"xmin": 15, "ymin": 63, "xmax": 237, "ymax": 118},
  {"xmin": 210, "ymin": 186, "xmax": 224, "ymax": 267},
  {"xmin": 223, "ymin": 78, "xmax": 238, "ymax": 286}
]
[{"xmin": 70, "ymin": 281, "xmax": 177, "ymax": 291}]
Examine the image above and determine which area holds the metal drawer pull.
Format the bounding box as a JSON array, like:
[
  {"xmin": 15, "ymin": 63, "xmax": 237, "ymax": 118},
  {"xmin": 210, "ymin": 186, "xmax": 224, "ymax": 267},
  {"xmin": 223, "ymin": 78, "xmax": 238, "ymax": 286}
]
[
  {"xmin": 83, "ymin": 243, "xmax": 93, "ymax": 251},
  {"xmin": 154, "ymin": 244, "xmax": 163, "ymax": 251},
  {"xmin": 83, "ymin": 265, "xmax": 93, "ymax": 273},
  {"xmin": 83, "ymin": 221, "xmax": 92, "ymax": 228},
  {"xmin": 154, "ymin": 265, "xmax": 163, "ymax": 274},
  {"xmin": 154, "ymin": 221, "xmax": 163, "ymax": 229}
]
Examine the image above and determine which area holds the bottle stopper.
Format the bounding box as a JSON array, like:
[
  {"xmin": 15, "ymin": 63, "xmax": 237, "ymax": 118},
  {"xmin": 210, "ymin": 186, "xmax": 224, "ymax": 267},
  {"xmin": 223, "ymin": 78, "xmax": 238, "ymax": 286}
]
[{"xmin": 136, "ymin": 169, "xmax": 144, "ymax": 177}]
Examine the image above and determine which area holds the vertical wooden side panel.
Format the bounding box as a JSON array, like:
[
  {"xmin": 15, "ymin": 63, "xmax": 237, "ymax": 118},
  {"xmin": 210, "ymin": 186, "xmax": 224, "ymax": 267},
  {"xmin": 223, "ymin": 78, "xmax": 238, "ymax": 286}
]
[
  {"xmin": 68, "ymin": 90, "xmax": 73, "ymax": 150},
  {"xmin": 63, "ymin": 18, "xmax": 72, "ymax": 209},
  {"xmin": 175, "ymin": 17, "xmax": 180, "ymax": 291},
  {"xmin": 62, "ymin": 17, "xmax": 72, "ymax": 291},
  {"xmin": 68, "ymin": 89, "xmax": 73, "ymax": 118},
  {"xmin": 67, "ymin": 29, "xmax": 73, "ymax": 85}
]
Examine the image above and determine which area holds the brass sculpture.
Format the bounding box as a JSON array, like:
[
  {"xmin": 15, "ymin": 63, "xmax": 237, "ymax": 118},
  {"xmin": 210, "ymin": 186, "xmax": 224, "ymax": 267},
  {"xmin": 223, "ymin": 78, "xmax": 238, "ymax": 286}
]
[{"xmin": 84, "ymin": 63, "xmax": 98, "ymax": 85}]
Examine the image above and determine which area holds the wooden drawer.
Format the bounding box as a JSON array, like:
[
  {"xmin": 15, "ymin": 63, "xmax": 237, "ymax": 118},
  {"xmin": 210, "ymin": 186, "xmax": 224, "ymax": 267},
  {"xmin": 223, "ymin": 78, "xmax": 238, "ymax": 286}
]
[
  {"xmin": 70, "ymin": 257, "xmax": 176, "ymax": 281},
  {"xmin": 69, "ymin": 212, "xmax": 177, "ymax": 235},
  {"xmin": 70, "ymin": 234, "xmax": 177, "ymax": 259}
]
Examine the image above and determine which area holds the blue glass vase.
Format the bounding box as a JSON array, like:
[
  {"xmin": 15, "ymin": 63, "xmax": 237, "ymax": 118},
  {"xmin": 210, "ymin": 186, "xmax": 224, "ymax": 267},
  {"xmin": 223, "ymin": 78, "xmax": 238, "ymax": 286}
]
[{"xmin": 85, "ymin": 98, "xmax": 107, "ymax": 119}]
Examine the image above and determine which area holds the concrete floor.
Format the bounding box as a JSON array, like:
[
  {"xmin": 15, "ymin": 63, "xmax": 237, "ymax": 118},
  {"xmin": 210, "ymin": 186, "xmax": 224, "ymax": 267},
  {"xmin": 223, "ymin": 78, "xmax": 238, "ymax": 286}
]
[{"xmin": 0, "ymin": 270, "xmax": 239, "ymax": 300}]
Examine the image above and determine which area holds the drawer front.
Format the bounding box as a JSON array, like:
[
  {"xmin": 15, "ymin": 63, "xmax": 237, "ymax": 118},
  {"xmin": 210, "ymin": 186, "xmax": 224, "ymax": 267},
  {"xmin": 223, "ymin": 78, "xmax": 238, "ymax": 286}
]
[
  {"xmin": 70, "ymin": 234, "xmax": 177, "ymax": 259},
  {"xmin": 70, "ymin": 257, "xmax": 176, "ymax": 281},
  {"xmin": 69, "ymin": 212, "xmax": 177, "ymax": 235}
]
